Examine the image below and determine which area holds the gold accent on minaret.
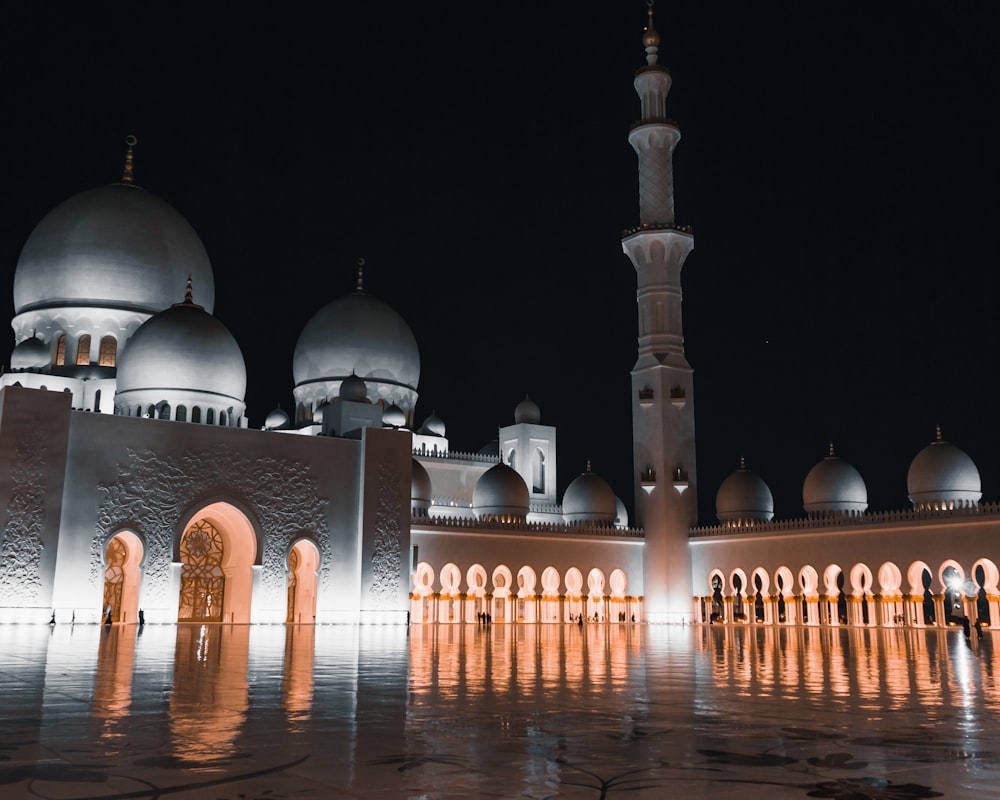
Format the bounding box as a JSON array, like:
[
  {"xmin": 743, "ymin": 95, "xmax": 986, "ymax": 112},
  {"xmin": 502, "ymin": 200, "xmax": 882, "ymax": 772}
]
[
  {"xmin": 829, "ymin": 441, "xmax": 836, "ymax": 457},
  {"xmin": 643, "ymin": 0, "xmax": 660, "ymax": 48},
  {"xmin": 738, "ymin": 455, "xmax": 746, "ymax": 470},
  {"xmin": 121, "ymin": 135, "xmax": 137, "ymax": 185},
  {"xmin": 173, "ymin": 275, "xmax": 204, "ymax": 310},
  {"xmin": 356, "ymin": 258, "xmax": 366, "ymax": 293},
  {"xmin": 935, "ymin": 423, "xmax": 943, "ymax": 442}
]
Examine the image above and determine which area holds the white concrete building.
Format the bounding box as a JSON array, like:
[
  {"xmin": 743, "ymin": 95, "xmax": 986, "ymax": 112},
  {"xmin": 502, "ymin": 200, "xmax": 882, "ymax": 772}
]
[{"xmin": 0, "ymin": 9, "xmax": 997, "ymax": 630}]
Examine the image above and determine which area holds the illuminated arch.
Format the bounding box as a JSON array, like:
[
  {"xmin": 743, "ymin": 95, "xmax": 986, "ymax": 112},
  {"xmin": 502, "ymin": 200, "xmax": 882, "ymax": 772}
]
[
  {"xmin": 466, "ymin": 563, "xmax": 488, "ymax": 595},
  {"xmin": 177, "ymin": 502, "xmax": 257, "ymax": 624},
  {"xmin": 517, "ymin": 566, "xmax": 537, "ymax": 596},
  {"xmin": 414, "ymin": 561, "xmax": 435, "ymax": 595},
  {"xmin": 286, "ymin": 538, "xmax": 320, "ymax": 624},
  {"xmin": 102, "ymin": 530, "xmax": 144, "ymax": 624},
  {"xmin": 906, "ymin": 560, "xmax": 934, "ymax": 596},
  {"xmin": 609, "ymin": 569, "xmax": 627, "ymax": 597},
  {"xmin": 877, "ymin": 562, "xmax": 903, "ymax": 595},
  {"xmin": 565, "ymin": 567, "xmax": 584, "ymax": 595},
  {"xmin": 972, "ymin": 558, "xmax": 999, "ymax": 594},
  {"xmin": 440, "ymin": 562, "xmax": 461, "ymax": 594},
  {"xmin": 798, "ymin": 565, "xmax": 820, "ymax": 596},
  {"xmin": 541, "ymin": 566, "xmax": 560, "ymax": 594},
  {"xmin": 849, "ymin": 563, "xmax": 874, "ymax": 596},
  {"xmin": 937, "ymin": 559, "xmax": 965, "ymax": 593}
]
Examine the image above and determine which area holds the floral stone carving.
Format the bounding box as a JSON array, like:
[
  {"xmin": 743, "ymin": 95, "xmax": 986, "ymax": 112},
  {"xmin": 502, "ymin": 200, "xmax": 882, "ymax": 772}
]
[{"xmin": 0, "ymin": 431, "xmax": 49, "ymax": 605}]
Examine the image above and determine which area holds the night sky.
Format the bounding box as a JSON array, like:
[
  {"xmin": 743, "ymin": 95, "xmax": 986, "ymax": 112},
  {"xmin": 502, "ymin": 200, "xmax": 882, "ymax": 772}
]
[{"xmin": 1, "ymin": 4, "xmax": 998, "ymax": 524}]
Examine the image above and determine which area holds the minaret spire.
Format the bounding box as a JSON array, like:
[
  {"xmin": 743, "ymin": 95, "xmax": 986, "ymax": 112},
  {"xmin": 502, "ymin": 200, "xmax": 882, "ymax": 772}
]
[
  {"xmin": 356, "ymin": 258, "xmax": 365, "ymax": 293},
  {"xmin": 643, "ymin": 1, "xmax": 660, "ymax": 66},
  {"xmin": 121, "ymin": 135, "xmax": 137, "ymax": 185}
]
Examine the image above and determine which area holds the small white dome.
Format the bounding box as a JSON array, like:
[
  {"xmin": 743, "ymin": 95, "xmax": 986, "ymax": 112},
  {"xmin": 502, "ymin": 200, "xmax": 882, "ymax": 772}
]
[
  {"xmin": 264, "ymin": 406, "xmax": 289, "ymax": 430},
  {"xmin": 383, "ymin": 403, "xmax": 406, "ymax": 428},
  {"xmin": 116, "ymin": 297, "xmax": 245, "ymax": 405},
  {"xmin": 419, "ymin": 411, "xmax": 446, "ymax": 436},
  {"xmin": 563, "ymin": 465, "xmax": 617, "ymax": 524},
  {"xmin": 803, "ymin": 446, "xmax": 868, "ymax": 516},
  {"xmin": 14, "ymin": 184, "xmax": 214, "ymax": 316},
  {"xmin": 339, "ymin": 373, "xmax": 369, "ymax": 403},
  {"xmin": 411, "ymin": 459, "xmax": 432, "ymax": 517},
  {"xmin": 716, "ymin": 460, "xmax": 774, "ymax": 524},
  {"xmin": 907, "ymin": 428, "xmax": 982, "ymax": 509},
  {"xmin": 514, "ymin": 395, "xmax": 541, "ymax": 424},
  {"xmin": 473, "ymin": 463, "xmax": 529, "ymax": 521},
  {"xmin": 10, "ymin": 337, "xmax": 49, "ymax": 370}
]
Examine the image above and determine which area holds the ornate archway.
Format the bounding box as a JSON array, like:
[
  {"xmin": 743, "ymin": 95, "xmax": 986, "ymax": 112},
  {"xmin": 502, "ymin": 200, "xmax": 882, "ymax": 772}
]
[
  {"xmin": 102, "ymin": 531, "xmax": 143, "ymax": 624},
  {"xmin": 177, "ymin": 503, "xmax": 257, "ymax": 623},
  {"xmin": 286, "ymin": 539, "xmax": 320, "ymax": 624}
]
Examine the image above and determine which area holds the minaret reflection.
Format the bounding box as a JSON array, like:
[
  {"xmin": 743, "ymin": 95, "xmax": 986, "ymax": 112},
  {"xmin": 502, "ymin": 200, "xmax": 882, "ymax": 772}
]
[{"xmin": 170, "ymin": 624, "xmax": 249, "ymax": 764}]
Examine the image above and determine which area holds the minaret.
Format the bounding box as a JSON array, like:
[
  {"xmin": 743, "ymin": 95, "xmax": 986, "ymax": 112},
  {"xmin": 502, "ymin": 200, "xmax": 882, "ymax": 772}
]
[{"xmin": 623, "ymin": 2, "xmax": 696, "ymax": 623}]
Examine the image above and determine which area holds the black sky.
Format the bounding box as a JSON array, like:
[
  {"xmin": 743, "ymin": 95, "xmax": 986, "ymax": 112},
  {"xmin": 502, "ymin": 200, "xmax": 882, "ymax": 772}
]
[{"xmin": 1, "ymin": 3, "xmax": 998, "ymax": 524}]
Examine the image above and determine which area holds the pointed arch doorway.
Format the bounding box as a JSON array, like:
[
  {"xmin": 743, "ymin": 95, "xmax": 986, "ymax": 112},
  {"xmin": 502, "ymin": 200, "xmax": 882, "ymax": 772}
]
[
  {"xmin": 286, "ymin": 539, "xmax": 320, "ymax": 624},
  {"xmin": 177, "ymin": 503, "xmax": 257, "ymax": 624},
  {"xmin": 102, "ymin": 531, "xmax": 143, "ymax": 624}
]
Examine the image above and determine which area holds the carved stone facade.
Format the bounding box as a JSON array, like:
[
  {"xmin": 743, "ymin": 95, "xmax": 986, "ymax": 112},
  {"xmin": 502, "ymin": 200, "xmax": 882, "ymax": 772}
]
[
  {"xmin": 0, "ymin": 430, "xmax": 48, "ymax": 605},
  {"xmin": 93, "ymin": 445, "xmax": 329, "ymax": 607},
  {"xmin": 368, "ymin": 462, "xmax": 402, "ymax": 609}
]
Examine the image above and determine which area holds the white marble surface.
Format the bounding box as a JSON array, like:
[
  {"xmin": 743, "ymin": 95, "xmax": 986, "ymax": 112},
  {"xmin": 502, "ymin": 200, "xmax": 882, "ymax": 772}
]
[{"xmin": 0, "ymin": 622, "xmax": 997, "ymax": 798}]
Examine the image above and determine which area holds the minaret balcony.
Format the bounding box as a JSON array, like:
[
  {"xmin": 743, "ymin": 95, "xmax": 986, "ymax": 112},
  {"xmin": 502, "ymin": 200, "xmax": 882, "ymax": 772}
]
[
  {"xmin": 638, "ymin": 387, "xmax": 654, "ymax": 407},
  {"xmin": 670, "ymin": 387, "xmax": 686, "ymax": 409},
  {"xmin": 640, "ymin": 466, "xmax": 656, "ymax": 494},
  {"xmin": 672, "ymin": 466, "xmax": 689, "ymax": 495},
  {"xmin": 621, "ymin": 221, "xmax": 693, "ymax": 238}
]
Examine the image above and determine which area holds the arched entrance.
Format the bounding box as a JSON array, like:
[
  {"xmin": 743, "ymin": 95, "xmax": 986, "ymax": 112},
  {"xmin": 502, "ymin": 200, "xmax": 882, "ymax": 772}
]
[
  {"xmin": 102, "ymin": 531, "xmax": 143, "ymax": 624},
  {"xmin": 286, "ymin": 539, "xmax": 320, "ymax": 624},
  {"xmin": 177, "ymin": 503, "xmax": 257, "ymax": 624}
]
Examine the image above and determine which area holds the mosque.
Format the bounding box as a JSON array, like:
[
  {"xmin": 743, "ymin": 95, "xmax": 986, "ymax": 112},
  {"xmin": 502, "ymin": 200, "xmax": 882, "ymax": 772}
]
[{"xmin": 0, "ymin": 9, "xmax": 997, "ymax": 631}]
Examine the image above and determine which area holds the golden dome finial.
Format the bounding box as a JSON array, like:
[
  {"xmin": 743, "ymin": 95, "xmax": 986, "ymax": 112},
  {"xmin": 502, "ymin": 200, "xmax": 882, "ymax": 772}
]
[
  {"xmin": 828, "ymin": 441, "xmax": 836, "ymax": 457},
  {"xmin": 184, "ymin": 274, "xmax": 194, "ymax": 304},
  {"xmin": 356, "ymin": 257, "xmax": 366, "ymax": 293},
  {"xmin": 121, "ymin": 135, "xmax": 137, "ymax": 185},
  {"xmin": 935, "ymin": 423, "xmax": 943, "ymax": 442},
  {"xmin": 586, "ymin": 458, "xmax": 592, "ymax": 473},
  {"xmin": 738, "ymin": 455, "xmax": 746, "ymax": 470},
  {"xmin": 643, "ymin": 0, "xmax": 660, "ymax": 49}
]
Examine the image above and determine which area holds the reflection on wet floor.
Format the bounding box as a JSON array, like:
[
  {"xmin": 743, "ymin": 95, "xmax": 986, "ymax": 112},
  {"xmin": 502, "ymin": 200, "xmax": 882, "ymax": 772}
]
[{"xmin": 0, "ymin": 623, "xmax": 998, "ymax": 798}]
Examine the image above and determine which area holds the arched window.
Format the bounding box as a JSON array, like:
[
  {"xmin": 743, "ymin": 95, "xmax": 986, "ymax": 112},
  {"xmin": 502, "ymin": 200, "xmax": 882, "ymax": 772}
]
[
  {"xmin": 191, "ymin": 406, "xmax": 202, "ymax": 423},
  {"xmin": 98, "ymin": 336, "xmax": 116, "ymax": 367},
  {"xmin": 54, "ymin": 335, "xmax": 66, "ymax": 366},
  {"xmin": 532, "ymin": 448, "xmax": 545, "ymax": 494},
  {"xmin": 147, "ymin": 404, "xmax": 156, "ymax": 418},
  {"xmin": 176, "ymin": 405, "xmax": 187, "ymax": 422},
  {"xmin": 220, "ymin": 410, "xmax": 228, "ymax": 426},
  {"xmin": 158, "ymin": 403, "xmax": 171, "ymax": 420},
  {"xmin": 75, "ymin": 334, "xmax": 91, "ymax": 366},
  {"xmin": 206, "ymin": 408, "xmax": 215, "ymax": 425},
  {"xmin": 94, "ymin": 389, "xmax": 102, "ymax": 412}
]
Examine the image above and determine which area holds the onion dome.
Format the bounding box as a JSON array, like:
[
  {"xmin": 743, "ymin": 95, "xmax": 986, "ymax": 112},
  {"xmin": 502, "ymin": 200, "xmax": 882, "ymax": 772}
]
[
  {"xmin": 477, "ymin": 437, "xmax": 499, "ymax": 456},
  {"xmin": 514, "ymin": 395, "xmax": 541, "ymax": 424},
  {"xmin": 411, "ymin": 459, "xmax": 432, "ymax": 517},
  {"xmin": 339, "ymin": 372, "xmax": 369, "ymax": 403},
  {"xmin": 802, "ymin": 444, "xmax": 868, "ymax": 517},
  {"xmin": 115, "ymin": 285, "xmax": 245, "ymax": 418},
  {"xmin": 10, "ymin": 336, "xmax": 49, "ymax": 370},
  {"xmin": 419, "ymin": 411, "xmax": 446, "ymax": 436},
  {"xmin": 562, "ymin": 461, "xmax": 617, "ymax": 524},
  {"xmin": 907, "ymin": 426, "xmax": 982, "ymax": 509},
  {"xmin": 383, "ymin": 403, "xmax": 406, "ymax": 428},
  {"xmin": 14, "ymin": 184, "xmax": 214, "ymax": 317},
  {"xmin": 292, "ymin": 273, "xmax": 419, "ymax": 412},
  {"xmin": 472, "ymin": 462, "xmax": 529, "ymax": 521},
  {"xmin": 264, "ymin": 406, "xmax": 289, "ymax": 430},
  {"xmin": 716, "ymin": 458, "xmax": 774, "ymax": 524}
]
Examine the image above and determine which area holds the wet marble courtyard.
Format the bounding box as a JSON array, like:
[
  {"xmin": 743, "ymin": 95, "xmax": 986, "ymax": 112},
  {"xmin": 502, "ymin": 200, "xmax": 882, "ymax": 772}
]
[{"xmin": 0, "ymin": 623, "xmax": 998, "ymax": 799}]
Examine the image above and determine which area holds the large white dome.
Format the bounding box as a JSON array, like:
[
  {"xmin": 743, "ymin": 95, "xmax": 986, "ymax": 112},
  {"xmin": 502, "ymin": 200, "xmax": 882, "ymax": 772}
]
[
  {"xmin": 907, "ymin": 429, "xmax": 982, "ymax": 509},
  {"xmin": 802, "ymin": 448, "xmax": 868, "ymax": 517},
  {"xmin": 116, "ymin": 298, "xmax": 245, "ymax": 405},
  {"xmin": 472, "ymin": 463, "xmax": 529, "ymax": 521},
  {"xmin": 293, "ymin": 291, "xmax": 420, "ymax": 412},
  {"xmin": 562, "ymin": 467, "xmax": 617, "ymax": 524},
  {"xmin": 13, "ymin": 184, "xmax": 214, "ymax": 316},
  {"xmin": 716, "ymin": 461, "xmax": 774, "ymax": 524}
]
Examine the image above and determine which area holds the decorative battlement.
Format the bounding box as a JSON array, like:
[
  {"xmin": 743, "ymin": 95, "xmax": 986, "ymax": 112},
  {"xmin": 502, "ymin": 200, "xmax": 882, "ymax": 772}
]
[
  {"xmin": 414, "ymin": 514, "xmax": 644, "ymax": 538},
  {"xmin": 414, "ymin": 449, "xmax": 499, "ymax": 464},
  {"xmin": 690, "ymin": 500, "xmax": 997, "ymax": 538},
  {"xmin": 622, "ymin": 221, "xmax": 693, "ymax": 238}
]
